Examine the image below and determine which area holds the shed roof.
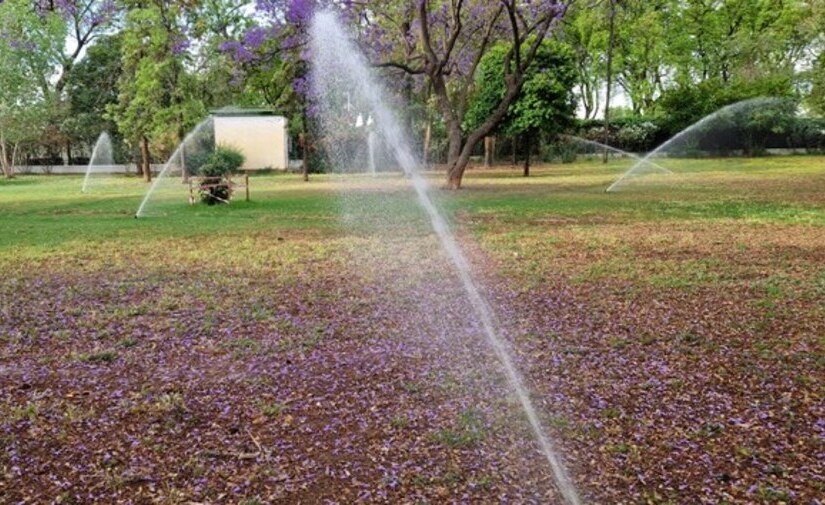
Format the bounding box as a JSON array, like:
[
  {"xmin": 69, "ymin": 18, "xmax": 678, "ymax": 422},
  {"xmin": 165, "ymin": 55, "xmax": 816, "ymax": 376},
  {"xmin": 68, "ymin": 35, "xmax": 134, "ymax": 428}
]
[{"xmin": 210, "ymin": 106, "xmax": 278, "ymax": 117}]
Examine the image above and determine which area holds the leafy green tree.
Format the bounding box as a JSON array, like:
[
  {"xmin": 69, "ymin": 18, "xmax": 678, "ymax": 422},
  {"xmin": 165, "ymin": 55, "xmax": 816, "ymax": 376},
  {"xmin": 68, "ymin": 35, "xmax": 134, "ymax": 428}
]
[
  {"xmin": 108, "ymin": 2, "xmax": 205, "ymax": 182},
  {"xmin": 188, "ymin": 0, "xmax": 255, "ymax": 110},
  {"xmin": 0, "ymin": 0, "xmax": 65, "ymax": 177},
  {"xmin": 614, "ymin": 0, "xmax": 670, "ymax": 115},
  {"xmin": 655, "ymin": 75, "xmax": 795, "ymax": 138},
  {"xmin": 668, "ymin": 0, "xmax": 811, "ymax": 85},
  {"xmin": 561, "ymin": 3, "xmax": 607, "ymax": 120},
  {"xmin": 806, "ymin": 2, "xmax": 825, "ymax": 115},
  {"xmin": 63, "ymin": 34, "xmax": 124, "ymax": 159},
  {"xmin": 466, "ymin": 39, "xmax": 577, "ymax": 176}
]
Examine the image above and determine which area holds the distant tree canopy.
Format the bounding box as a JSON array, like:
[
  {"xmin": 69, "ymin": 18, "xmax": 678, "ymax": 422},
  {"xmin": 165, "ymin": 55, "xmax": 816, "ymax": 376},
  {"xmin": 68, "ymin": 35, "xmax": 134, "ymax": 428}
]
[
  {"xmin": 563, "ymin": 0, "xmax": 818, "ymax": 119},
  {"xmin": 655, "ymin": 75, "xmax": 796, "ymax": 138},
  {"xmin": 0, "ymin": 0, "xmax": 823, "ymax": 181}
]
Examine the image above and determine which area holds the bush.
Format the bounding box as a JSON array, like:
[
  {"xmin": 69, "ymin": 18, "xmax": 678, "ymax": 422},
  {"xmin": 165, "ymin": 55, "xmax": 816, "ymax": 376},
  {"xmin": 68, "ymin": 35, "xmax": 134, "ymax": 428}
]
[
  {"xmin": 615, "ymin": 119, "xmax": 661, "ymax": 152},
  {"xmin": 541, "ymin": 140, "xmax": 578, "ymax": 163},
  {"xmin": 575, "ymin": 116, "xmax": 668, "ymax": 153},
  {"xmin": 196, "ymin": 146, "xmax": 244, "ymax": 205},
  {"xmin": 792, "ymin": 118, "xmax": 825, "ymax": 153}
]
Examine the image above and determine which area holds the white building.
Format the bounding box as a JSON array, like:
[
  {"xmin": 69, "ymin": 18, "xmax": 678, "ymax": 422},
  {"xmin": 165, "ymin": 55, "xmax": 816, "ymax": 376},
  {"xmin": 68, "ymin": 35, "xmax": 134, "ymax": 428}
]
[{"xmin": 212, "ymin": 107, "xmax": 289, "ymax": 170}]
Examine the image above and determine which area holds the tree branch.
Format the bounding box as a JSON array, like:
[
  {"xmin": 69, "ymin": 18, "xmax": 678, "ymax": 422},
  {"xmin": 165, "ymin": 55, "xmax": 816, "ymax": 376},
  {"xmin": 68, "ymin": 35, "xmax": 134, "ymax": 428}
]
[
  {"xmin": 438, "ymin": 0, "xmax": 464, "ymax": 74},
  {"xmin": 373, "ymin": 61, "xmax": 425, "ymax": 74},
  {"xmin": 417, "ymin": 0, "xmax": 439, "ymax": 71}
]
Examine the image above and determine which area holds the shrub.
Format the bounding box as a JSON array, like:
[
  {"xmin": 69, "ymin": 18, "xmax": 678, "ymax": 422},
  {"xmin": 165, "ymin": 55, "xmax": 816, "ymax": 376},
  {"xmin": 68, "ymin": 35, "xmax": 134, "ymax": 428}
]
[
  {"xmin": 196, "ymin": 146, "xmax": 245, "ymax": 205},
  {"xmin": 541, "ymin": 140, "xmax": 578, "ymax": 163},
  {"xmin": 574, "ymin": 116, "xmax": 668, "ymax": 153}
]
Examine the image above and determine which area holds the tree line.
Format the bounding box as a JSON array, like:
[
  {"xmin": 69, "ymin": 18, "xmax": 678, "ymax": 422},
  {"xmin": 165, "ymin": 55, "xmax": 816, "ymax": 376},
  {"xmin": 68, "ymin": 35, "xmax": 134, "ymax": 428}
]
[{"xmin": 0, "ymin": 0, "xmax": 823, "ymax": 185}]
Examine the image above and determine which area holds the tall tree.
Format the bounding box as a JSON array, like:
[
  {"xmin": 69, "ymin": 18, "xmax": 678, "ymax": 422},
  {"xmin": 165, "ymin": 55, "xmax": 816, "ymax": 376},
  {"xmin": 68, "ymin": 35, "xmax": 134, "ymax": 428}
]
[
  {"xmin": 364, "ymin": 0, "xmax": 567, "ymax": 188},
  {"xmin": 35, "ymin": 0, "xmax": 121, "ymax": 94},
  {"xmin": 247, "ymin": 1, "xmax": 566, "ymax": 188},
  {"xmin": 108, "ymin": 2, "xmax": 205, "ymax": 182},
  {"xmin": 465, "ymin": 39, "xmax": 577, "ymax": 176},
  {"xmin": 63, "ymin": 34, "xmax": 124, "ymax": 154},
  {"xmin": 0, "ymin": 0, "xmax": 65, "ymax": 177},
  {"xmin": 602, "ymin": 0, "xmax": 617, "ymax": 163},
  {"xmin": 561, "ymin": 3, "xmax": 606, "ymax": 120},
  {"xmin": 614, "ymin": 0, "xmax": 669, "ymax": 114}
]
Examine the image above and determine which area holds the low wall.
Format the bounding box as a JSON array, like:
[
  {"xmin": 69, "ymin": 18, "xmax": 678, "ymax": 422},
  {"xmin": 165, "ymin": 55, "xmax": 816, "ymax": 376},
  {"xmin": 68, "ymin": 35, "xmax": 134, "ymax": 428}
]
[
  {"xmin": 12, "ymin": 164, "xmax": 161, "ymax": 175},
  {"xmin": 13, "ymin": 162, "xmax": 303, "ymax": 175}
]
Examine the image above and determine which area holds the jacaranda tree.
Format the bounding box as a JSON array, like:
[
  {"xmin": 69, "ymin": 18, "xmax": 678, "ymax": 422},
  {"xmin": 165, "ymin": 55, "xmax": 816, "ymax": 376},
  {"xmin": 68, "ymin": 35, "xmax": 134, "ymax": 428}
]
[{"xmin": 239, "ymin": 0, "xmax": 567, "ymax": 188}]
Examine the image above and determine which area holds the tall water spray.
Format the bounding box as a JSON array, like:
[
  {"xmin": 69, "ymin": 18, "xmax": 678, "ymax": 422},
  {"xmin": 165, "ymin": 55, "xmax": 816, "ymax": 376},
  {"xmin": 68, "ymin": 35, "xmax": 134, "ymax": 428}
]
[
  {"xmin": 135, "ymin": 118, "xmax": 214, "ymax": 217},
  {"xmin": 606, "ymin": 97, "xmax": 784, "ymax": 192},
  {"xmin": 81, "ymin": 132, "xmax": 114, "ymax": 193},
  {"xmin": 310, "ymin": 11, "xmax": 581, "ymax": 504}
]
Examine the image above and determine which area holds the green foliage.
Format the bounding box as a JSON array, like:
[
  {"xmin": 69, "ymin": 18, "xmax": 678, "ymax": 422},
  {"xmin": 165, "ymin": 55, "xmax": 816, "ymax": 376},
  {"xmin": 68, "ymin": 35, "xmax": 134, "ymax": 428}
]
[
  {"xmin": 188, "ymin": 0, "xmax": 256, "ymax": 109},
  {"xmin": 790, "ymin": 117, "xmax": 825, "ymax": 153},
  {"xmin": 655, "ymin": 76, "xmax": 795, "ymax": 139},
  {"xmin": 107, "ymin": 3, "xmax": 206, "ymax": 161},
  {"xmin": 465, "ymin": 38, "xmax": 577, "ymax": 140},
  {"xmin": 0, "ymin": 0, "xmax": 66, "ymax": 175},
  {"xmin": 198, "ymin": 146, "xmax": 244, "ymax": 177},
  {"xmin": 563, "ymin": 0, "xmax": 816, "ymax": 116},
  {"xmin": 562, "ymin": 3, "xmax": 607, "ymax": 119},
  {"xmin": 64, "ymin": 35, "xmax": 123, "ymax": 144},
  {"xmin": 197, "ymin": 146, "xmax": 245, "ymax": 205},
  {"xmin": 809, "ymin": 52, "xmax": 825, "ymax": 116}
]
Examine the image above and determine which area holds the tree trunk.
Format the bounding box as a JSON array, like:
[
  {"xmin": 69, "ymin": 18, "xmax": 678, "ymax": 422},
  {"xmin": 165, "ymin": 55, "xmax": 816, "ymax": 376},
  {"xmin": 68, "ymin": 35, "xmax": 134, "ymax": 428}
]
[
  {"xmin": 0, "ymin": 137, "xmax": 14, "ymax": 179},
  {"xmin": 11, "ymin": 143, "xmax": 19, "ymax": 174},
  {"xmin": 0, "ymin": 143, "xmax": 8, "ymax": 179},
  {"xmin": 445, "ymin": 140, "xmax": 474, "ymax": 189},
  {"xmin": 302, "ymin": 106, "xmax": 309, "ymax": 182},
  {"xmin": 512, "ymin": 136, "xmax": 518, "ymax": 165},
  {"xmin": 301, "ymin": 133, "xmax": 309, "ymax": 182},
  {"xmin": 140, "ymin": 136, "xmax": 152, "ymax": 183},
  {"xmin": 180, "ymin": 143, "xmax": 189, "ymax": 183},
  {"xmin": 523, "ymin": 135, "xmax": 531, "ymax": 177},
  {"xmin": 603, "ymin": 0, "xmax": 617, "ymax": 164},
  {"xmin": 429, "ymin": 74, "xmax": 462, "ymax": 168},
  {"xmin": 428, "ymin": 59, "xmax": 520, "ymax": 188},
  {"xmin": 446, "ymin": 120, "xmax": 462, "ymax": 167},
  {"xmin": 66, "ymin": 141, "xmax": 73, "ymax": 166},
  {"xmin": 484, "ymin": 136, "xmax": 494, "ymax": 167},
  {"xmin": 446, "ymin": 150, "xmax": 473, "ymax": 189},
  {"xmin": 423, "ymin": 121, "xmax": 432, "ymax": 167}
]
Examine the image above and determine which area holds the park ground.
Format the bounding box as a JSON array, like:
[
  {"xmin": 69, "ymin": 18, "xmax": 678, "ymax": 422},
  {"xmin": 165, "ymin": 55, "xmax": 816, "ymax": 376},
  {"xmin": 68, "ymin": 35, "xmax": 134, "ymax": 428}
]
[{"xmin": 1, "ymin": 156, "xmax": 824, "ymax": 504}]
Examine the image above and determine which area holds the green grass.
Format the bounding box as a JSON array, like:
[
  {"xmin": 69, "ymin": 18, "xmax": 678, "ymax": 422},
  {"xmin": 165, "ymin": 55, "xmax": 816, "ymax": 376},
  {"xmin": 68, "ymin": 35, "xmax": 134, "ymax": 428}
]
[
  {"xmin": 447, "ymin": 156, "xmax": 825, "ymax": 225},
  {"xmin": 0, "ymin": 173, "xmax": 339, "ymax": 252},
  {"xmin": 2, "ymin": 156, "xmax": 824, "ymax": 273}
]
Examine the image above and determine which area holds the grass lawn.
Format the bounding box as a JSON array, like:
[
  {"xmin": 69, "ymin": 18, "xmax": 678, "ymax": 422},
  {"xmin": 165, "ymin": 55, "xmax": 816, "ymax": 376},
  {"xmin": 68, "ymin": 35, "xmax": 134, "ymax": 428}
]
[{"xmin": 1, "ymin": 156, "xmax": 824, "ymax": 503}]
